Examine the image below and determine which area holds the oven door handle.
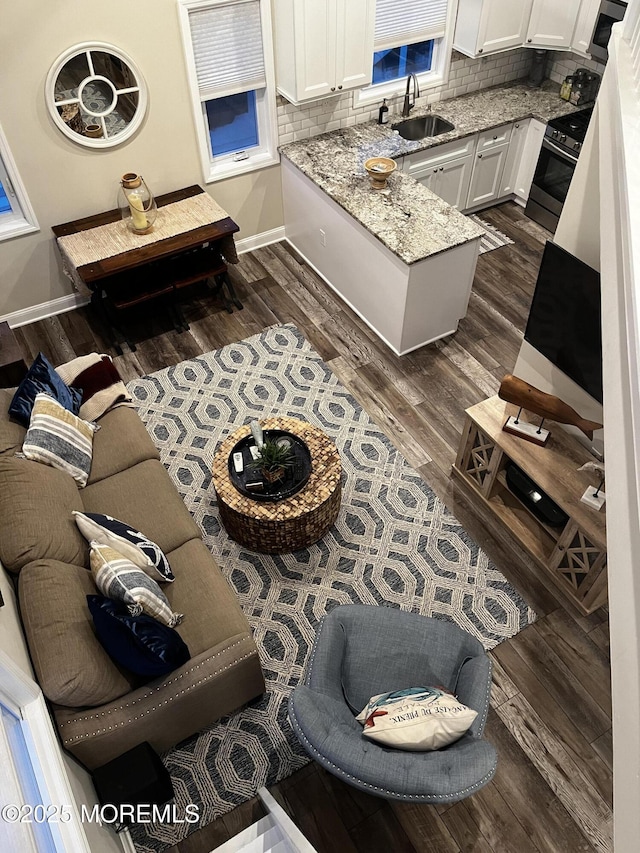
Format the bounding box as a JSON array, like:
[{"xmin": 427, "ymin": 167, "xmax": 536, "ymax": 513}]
[{"xmin": 542, "ymin": 137, "xmax": 579, "ymax": 164}]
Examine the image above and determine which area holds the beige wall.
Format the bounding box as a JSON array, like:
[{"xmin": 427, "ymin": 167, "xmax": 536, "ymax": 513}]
[{"xmin": 0, "ymin": 0, "xmax": 283, "ymax": 318}]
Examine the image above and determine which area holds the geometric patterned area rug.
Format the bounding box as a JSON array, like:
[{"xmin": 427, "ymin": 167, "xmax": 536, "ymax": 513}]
[
  {"xmin": 126, "ymin": 324, "xmax": 536, "ymax": 852},
  {"xmin": 468, "ymin": 213, "xmax": 516, "ymax": 254}
]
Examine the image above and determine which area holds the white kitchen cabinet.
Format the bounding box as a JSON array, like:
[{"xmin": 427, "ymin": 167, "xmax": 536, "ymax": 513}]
[
  {"xmin": 500, "ymin": 119, "xmax": 529, "ymax": 197},
  {"xmin": 525, "ymin": 0, "xmax": 583, "ymax": 48},
  {"xmin": 402, "ymin": 135, "xmax": 476, "ymax": 208},
  {"xmin": 571, "ymin": 0, "xmax": 602, "ymax": 55},
  {"xmin": 466, "ymin": 126, "xmax": 512, "ymax": 208},
  {"xmin": 273, "ymin": 0, "xmax": 375, "ymax": 105},
  {"xmin": 513, "ymin": 118, "xmax": 546, "ymax": 203},
  {"xmin": 454, "ymin": 0, "xmax": 533, "ymax": 57},
  {"xmin": 455, "ymin": 0, "xmax": 584, "ymax": 56}
]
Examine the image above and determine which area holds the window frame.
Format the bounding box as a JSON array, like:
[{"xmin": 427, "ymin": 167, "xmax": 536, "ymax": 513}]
[
  {"xmin": 178, "ymin": 0, "xmax": 279, "ymax": 183},
  {"xmin": 0, "ymin": 122, "xmax": 39, "ymax": 242},
  {"xmin": 353, "ymin": 0, "xmax": 458, "ymax": 109}
]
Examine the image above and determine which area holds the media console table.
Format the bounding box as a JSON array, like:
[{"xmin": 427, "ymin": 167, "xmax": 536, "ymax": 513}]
[
  {"xmin": 453, "ymin": 395, "xmax": 607, "ymax": 616},
  {"xmin": 52, "ymin": 185, "xmax": 241, "ymax": 354}
]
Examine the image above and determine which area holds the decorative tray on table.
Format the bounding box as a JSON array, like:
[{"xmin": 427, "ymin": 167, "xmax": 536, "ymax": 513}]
[{"xmin": 228, "ymin": 429, "xmax": 312, "ymax": 502}]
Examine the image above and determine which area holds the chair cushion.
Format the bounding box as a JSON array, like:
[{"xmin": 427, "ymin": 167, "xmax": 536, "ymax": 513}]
[
  {"xmin": 90, "ymin": 543, "xmax": 183, "ymax": 628},
  {"xmin": 22, "ymin": 394, "xmax": 98, "ymax": 487},
  {"xmin": 19, "ymin": 560, "xmax": 137, "ymax": 707},
  {"xmin": 9, "ymin": 352, "xmax": 82, "ymax": 426},
  {"xmin": 74, "ymin": 511, "xmax": 174, "ymax": 583},
  {"xmin": 80, "ymin": 459, "xmax": 200, "ymax": 556},
  {"xmin": 289, "ymin": 684, "xmax": 497, "ymax": 801},
  {"xmin": 86, "ymin": 595, "xmax": 190, "ymax": 677},
  {"xmin": 0, "ymin": 456, "xmax": 88, "ymax": 574},
  {"xmin": 163, "ymin": 538, "xmax": 251, "ymax": 657},
  {"xmin": 87, "ymin": 405, "xmax": 159, "ymax": 486}
]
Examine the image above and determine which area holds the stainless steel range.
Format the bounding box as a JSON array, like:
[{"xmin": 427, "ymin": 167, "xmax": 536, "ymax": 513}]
[{"xmin": 525, "ymin": 107, "xmax": 593, "ymax": 233}]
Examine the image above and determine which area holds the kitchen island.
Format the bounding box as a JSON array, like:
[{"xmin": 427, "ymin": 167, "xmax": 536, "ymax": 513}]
[{"xmin": 280, "ymin": 83, "xmax": 582, "ymax": 355}]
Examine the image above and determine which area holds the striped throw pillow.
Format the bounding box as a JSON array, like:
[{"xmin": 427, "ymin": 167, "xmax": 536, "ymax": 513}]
[
  {"xmin": 22, "ymin": 393, "xmax": 98, "ymax": 487},
  {"xmin": 90, "ymin": 543, "xmax": 184, "ymax": 628}
]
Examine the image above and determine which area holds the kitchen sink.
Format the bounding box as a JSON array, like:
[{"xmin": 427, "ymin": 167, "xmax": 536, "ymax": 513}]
[{"xmin": 393, "ymin": 114, "xmax": 455, "ymax": 140}]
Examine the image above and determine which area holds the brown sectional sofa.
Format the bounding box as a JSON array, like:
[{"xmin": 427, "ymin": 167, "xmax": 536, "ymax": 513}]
[{"xmin": 0, "ymin": 388, "xmax": 265, "ymax": 770}]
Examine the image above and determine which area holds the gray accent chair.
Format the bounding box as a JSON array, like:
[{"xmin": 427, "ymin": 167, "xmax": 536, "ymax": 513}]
[{"xmin": 288, "ymin": 605, "xmax": 497, "ymax": 803}]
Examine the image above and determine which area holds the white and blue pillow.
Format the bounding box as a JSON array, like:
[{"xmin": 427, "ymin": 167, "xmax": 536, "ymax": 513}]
[
  {"xmin": 90, "ymin": 543, "xmax": 183, "ymax": 628},
  {"xmin": 74, "ymin": 511, "xmax": 174, "ymax": 583}
]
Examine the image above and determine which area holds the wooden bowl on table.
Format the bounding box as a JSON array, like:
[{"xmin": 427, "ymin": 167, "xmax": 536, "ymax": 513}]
[{"xmin": 364, "ymin": 157, "xmax": 397, "ymax": 190}]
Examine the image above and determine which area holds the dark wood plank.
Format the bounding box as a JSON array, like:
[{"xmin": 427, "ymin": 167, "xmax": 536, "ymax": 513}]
[
  {"xmin": 350, "ymin": 805, "xmax": 420, "ymax": 853},
  {"xmin": 390, "ymin": 802, "xmax": 461, "ymax": 853}
]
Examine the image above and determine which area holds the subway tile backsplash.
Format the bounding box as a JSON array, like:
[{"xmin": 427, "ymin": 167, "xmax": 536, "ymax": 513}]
[
  {"xmin": 276, "ymin": 49, "xmax": 606, "ymax": 145},
  {"xmin": 276, "ymin": 49, "xmax": 533, "ymax": 143}
]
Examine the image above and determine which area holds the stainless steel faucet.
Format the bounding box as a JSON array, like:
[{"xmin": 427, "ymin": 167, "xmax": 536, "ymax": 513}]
[{"xmin": 402, "ymin": 74, "xmax": 419, "ymax": 117}]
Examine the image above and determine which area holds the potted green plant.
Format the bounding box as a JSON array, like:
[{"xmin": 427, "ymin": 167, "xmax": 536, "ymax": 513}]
[{"xmin": 249, "ymin": 437, "xmax": 295, "ymax": 484}]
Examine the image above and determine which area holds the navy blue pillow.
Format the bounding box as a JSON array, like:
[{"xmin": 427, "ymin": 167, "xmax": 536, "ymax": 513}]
[
  {"xmin": 87, "ymin": 595, "xmax": 190, "ymax": 678},
  {"xmin": 9, "ymin": 352, "xmax": 82, "ymax": 426}
]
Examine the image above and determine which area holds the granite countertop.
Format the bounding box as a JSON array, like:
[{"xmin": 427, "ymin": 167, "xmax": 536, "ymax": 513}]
[{"xmin": 280, "ymin": 83, "xmax": 582, "ymax": 265}]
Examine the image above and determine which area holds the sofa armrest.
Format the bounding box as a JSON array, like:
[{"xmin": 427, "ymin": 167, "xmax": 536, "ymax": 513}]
[{"xmin": 54, "ymin": 632, "xmax": 265, "ymax": 770}]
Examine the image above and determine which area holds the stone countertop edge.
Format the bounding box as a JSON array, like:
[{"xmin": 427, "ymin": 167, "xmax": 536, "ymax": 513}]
[{"xmin": 279, "ymin": 82, "xmax": 585, "ymax": 266}]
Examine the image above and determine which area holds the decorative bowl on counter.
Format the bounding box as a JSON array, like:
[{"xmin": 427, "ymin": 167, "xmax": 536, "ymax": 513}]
[{"xmin": 364, "ymin": 157, "xmax": 397, "ymax": 190}]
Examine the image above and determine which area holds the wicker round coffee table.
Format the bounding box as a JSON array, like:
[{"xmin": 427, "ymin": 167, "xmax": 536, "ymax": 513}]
[{"xmin": 211, "ymin": 417, "xmax": 342, "ymax": 553}]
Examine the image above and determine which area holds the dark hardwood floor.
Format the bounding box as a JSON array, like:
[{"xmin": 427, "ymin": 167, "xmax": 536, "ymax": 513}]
[{"xmin": 16, "ymin": 201, "xmax": 612, "ymax": 853}]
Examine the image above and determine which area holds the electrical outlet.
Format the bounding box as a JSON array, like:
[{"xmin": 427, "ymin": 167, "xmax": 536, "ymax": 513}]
[{"xmin": 319, "ymin": 229, "xmax": 326, "ymax": 246}]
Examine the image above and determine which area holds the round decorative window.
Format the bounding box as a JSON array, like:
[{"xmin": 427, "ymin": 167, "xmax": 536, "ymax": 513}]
[{"xmin": 45, "ymin": 43, "xmax": 148, "ymax": 148}]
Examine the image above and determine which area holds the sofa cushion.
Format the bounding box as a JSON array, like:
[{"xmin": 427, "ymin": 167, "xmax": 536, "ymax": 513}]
[
  {"xmin": 90, "ymin": 543, "xmax": 183, "ymax": 628},
  {"xmin": 87, "ymin": 405, "xmax": 159, "ymax": 486},
  {"xmin": 73, "ymin": 511, "xmax": 174, "ymax": 583},
  {"xmin": 19, "ymin": 560, "xmax": 137, "ymax": 707},
  {"xmin": 163, "ymin": 538, "xmax": 251, "ymax": 657},
  {"xmin": 9, "ymin": 352, "xmax": 82, "ymax": 427},
  {"xmin": 22, "ymin": 394, "xmax": 98, "ymax": 487},
  {"xmin": 87, "ymin": 595, "xmax": 190, "ymax": 677},
  {"xmin": 81, "ymin": 459, "xmax": 200, "ymax": 555},
  {"xmin": 0, "ymin": 456, "xmax": 88, "ymax": 573},
  {"xmin": 0, "ymin": 388, "xmax": 27, "ymax": 456}
]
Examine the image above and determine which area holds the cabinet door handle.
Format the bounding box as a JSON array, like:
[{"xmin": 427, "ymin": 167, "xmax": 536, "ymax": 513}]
[
  {"xmin": 478, "ymin": 48, "xmax": 483, "ymax": 54},
  {"xmin": 331, "ymin": 86, "xmax": 336, "ymax": 92},
  {"xmin": 478, "ymin": 153, "xmax": 483, "ymax": 158},
  {"xmin": 515, "ymin": 123, "xmax": 520, "ymax": 128},
  {"xmin": 493, "ymin": 135, "xmax": 498, "ymax": 140},
  {"xmin": 439, "ymin": 166, "xmax": 443, "ymax": 171},
  {"xmin": 527, "ymin": 38, "xmax": 532, "ymax": 43},
  {"xmin": 338, "ymin": 85, "xmax": 343, "ymax": 90},
  {"xmin": 433, "ymin": 168, "xmax": 438, "ymax": 173}
]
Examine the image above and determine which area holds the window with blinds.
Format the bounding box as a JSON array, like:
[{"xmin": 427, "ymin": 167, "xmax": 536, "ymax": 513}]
[
  {"xmin": 179, "ymin": 0, "xmax": 278, "ymax": 182},
  {"xmin": 357, "ymin": 0, "xmax": 455, "ymax": 101},
  {"xmin": 374, "ymin": 0, "xmax": 449, "ymax": 51}
]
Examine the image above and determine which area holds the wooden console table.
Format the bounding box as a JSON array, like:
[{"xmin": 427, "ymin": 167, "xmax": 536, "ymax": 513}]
[
  {"xmin": 453, "ymin": 396, "xmax": 607, "ymax": 615},
  {"xmin": 52, "ymin": 185, "xmax": 242, "ymax": 353}
]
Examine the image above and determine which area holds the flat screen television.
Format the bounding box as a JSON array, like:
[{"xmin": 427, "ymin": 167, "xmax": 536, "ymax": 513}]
[{"xmin": 524, "ymin": 241, "xmax": 602, "ymax": 404}]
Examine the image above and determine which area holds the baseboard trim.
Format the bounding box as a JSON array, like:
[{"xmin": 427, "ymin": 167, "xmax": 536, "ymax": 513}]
[
  {"xmin": 1, "ymin": 292, "xmax": 90, "ymax": 328},
  {"xmin": 0, "ymin": 226, "xmax": 286, "ymax": 328},
  {"xmin": 235, "ymin": 226, "xmax": 285, "ymax": 254}
]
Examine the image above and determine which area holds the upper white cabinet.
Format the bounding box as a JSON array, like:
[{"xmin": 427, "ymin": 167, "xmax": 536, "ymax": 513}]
[
  {"xmin": 525, "ymin": 0, "xmax": 583, "ymax": 49},
  {"xmin": 571, "ymin": 0, "xmax": 602, "ymax": 56},
  {"xmin": 455, "ymin": 0, "xmax": 584, "ymax": 56},
  {"xmin": 455, "ymin": 0, "xmax": 533, "ymax": 56},
  {"xmin": 273, "ymin": 0, "xmax": 375, "ymax": 105}
]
